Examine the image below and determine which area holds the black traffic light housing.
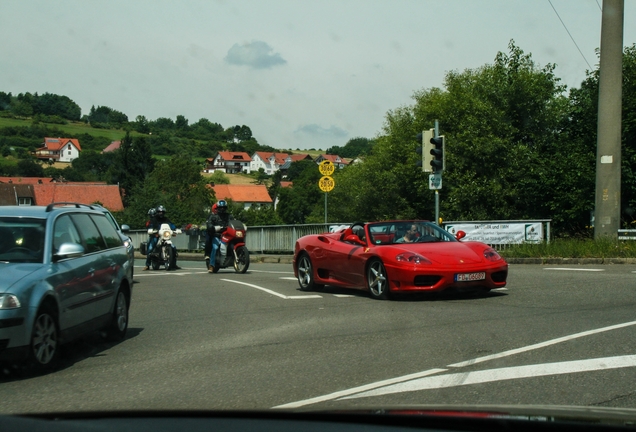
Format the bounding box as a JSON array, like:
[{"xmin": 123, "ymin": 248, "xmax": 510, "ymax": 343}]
[{"xmin": 429, "ymin": 135, "xmax": 445, "ymax": 173}]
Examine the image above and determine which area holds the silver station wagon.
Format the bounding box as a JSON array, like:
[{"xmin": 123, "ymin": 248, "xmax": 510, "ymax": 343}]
[{"xmin": 0, "ymin": 203, "xmax": 133, "ymax": 372}]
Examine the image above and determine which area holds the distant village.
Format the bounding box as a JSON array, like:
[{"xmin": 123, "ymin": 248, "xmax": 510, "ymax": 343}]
[{"xmin": 0, "ymin": 137, "xmax": 354, "ymax": 211}]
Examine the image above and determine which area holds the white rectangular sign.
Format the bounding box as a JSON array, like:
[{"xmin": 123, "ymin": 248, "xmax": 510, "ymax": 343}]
[{"xmin": 445, "ymin": 222, "xmax": 543, "ymax": 244}]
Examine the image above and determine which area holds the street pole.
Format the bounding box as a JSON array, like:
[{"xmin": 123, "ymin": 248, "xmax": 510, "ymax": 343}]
[
  {"xmin": 435, "ymin": 119, "xmax": 440, "ymax": 225},
  {"xmin": 594, "ymin": 0, "xmax": 623, "ymax": 239}
]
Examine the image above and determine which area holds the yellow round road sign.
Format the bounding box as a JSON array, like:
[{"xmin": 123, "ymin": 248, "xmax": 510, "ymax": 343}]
[
  {"xmin": 318, "ymin": 175, "xmax": 335, "ymax": 192},
  {"xmin": 318, "ymin": 160, "xmax": 335, "ymax": 176}
]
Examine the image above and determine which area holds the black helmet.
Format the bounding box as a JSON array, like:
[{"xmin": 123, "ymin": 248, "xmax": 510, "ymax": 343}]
[
  {"xmin": 148, "ymin": 208, "xmax": 156, "ymax": 217},
  {"xmin": 156, "ymin": 205, "xmax": 166, "ymax": 216},
  {"xmin": 217, "ymin": 200, "xmax": 227, "ymax": 213}
]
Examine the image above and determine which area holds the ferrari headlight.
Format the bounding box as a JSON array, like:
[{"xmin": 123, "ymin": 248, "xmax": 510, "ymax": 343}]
[
  {"xmin": 484, "ymin": 247, "xmax": 502, "ymax": 262},
  {"xmin": 0, "ymin": 294, "xmax": 21, "ymax": 309},
  {"xmin": 236, "ymin": 231, "xmax": 244, "ymax": 238},
  {"xmin": 396, "ymin": 252, "xmax": 431, "ymax": 265}
]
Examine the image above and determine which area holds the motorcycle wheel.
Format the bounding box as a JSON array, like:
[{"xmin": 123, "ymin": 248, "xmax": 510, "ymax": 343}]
[
  {"xmin": 151, "ymin": 258, "xmax": 160, "ymax": 271},
  {"xmin": 164, "ymin": 246, "xmax": 173, "ymax": 271},
  {"xmin": 234, "ymin": 246, "xmax": 250, "ymax": 273}
]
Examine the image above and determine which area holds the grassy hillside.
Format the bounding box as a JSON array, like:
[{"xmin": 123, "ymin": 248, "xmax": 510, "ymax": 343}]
[{"xmin": 0, "ymin": 117, "xmax": 139, "ymax": 141}]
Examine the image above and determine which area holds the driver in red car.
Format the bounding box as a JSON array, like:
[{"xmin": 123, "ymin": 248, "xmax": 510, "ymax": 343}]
[{"xmin": 395, "ymin": 224, "xmax": 418, "ymax": 243}]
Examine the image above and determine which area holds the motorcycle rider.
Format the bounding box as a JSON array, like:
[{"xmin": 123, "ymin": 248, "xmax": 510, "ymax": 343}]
[
  {"xmin": 149, "ymin": 205, "xmax": 181, "ymax": 270},
  {"xmin": 143, "ymin": 208, "xmax": 157, "ymax": 271},
  {"xmin": 205, "ymin": 200, "xmax": 234, "ymax": 272},
  {"xmin": 204, "ymin": 203, "xmax": 221, "ymax": 273}
]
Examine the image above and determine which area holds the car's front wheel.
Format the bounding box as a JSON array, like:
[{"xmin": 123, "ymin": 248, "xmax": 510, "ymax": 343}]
[
  {"xmin": 367, "ymin": 259, "xmax": 389, "ymax": 300},
  {"xmin": 297, "ymin": 253, "xmax": 323, "ymax": 291},
  {"xmin": 29, "ymin": 304, "xmax": 59, "ymax": 372}
]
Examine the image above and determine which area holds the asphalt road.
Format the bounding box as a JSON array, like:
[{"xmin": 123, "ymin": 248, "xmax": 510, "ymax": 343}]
[{"xmin": 1, "ymin": 260, "xmax": 636, "ymax": 414}]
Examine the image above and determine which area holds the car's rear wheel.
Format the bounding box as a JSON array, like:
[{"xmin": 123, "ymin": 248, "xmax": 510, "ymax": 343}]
[
  {"xmin": 104, "ymin": 288, "xmax": 129, "ymax": 341},
  {"xmin": 297, "ymin": 253, "xmax": 323, "ymax": 291},
  {"xmin": 29, "ymin": 304, "xmax": 59, "ymax": 372},
  {"xmin": 367, "ymin": 259, "xmax": 389, "ymax": 300}
]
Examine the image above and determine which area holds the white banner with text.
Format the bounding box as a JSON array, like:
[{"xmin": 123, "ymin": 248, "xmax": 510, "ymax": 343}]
[{"xmin": 445, "ymin": 222, "xmax": 543, "ymax": 244}]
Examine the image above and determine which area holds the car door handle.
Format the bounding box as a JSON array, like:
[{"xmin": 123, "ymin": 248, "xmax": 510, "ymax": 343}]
[{"xmin": 88, "ymin": 268, "xmax": 95, "ymax": 275}]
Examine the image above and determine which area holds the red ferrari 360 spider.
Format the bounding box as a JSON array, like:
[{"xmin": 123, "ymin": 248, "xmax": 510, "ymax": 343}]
[{"xmin": 293, "ymin": 221, "xmax": 508, "ymax": 300}]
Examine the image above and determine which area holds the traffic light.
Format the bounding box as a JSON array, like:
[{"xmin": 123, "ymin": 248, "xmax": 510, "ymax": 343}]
[
  {"xmin": 414, "ymin": 131, "xmax": 424, "ymax": 169},
  {"xmin": 429, "ymin": 135, "xmax": 445, "ymax": 172},
  {"xmin": 418, "ymin": 129, "xmax": 434, "ymax": 172}
]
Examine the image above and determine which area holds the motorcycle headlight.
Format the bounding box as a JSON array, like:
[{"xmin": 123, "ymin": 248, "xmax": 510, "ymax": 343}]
[
  {"xmin": 162, "ymin": 231, "xmax": 172, "ymax": 240},
  {"xmin": 236, "ymin": 231, "xmax": 244, "ymax": 238},
  {"xmin": 0, "ymin": 294, "xmax": 21, "ymax": 309}
]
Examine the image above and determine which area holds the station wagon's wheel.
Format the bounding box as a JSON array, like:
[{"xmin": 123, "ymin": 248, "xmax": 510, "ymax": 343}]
[
  {"xmin": 105, "ymin": 288, "xmax": 129, "ymax": 341},
  {"xmin": 29, "ymin": 304, "xmax": 59, "ymax": 372},
  {"xmin": 297, "ymin": 253, "xmax": 323, "ymax": 291},
  {"xmin": 367, "ymin": 259, "xmax": 389, "ymax": 300}
]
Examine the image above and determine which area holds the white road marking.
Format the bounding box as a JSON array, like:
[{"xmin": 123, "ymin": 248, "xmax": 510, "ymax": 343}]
[
  {"xmin": 221, "ymin": 279, "xmax": 322, "ymax": 299},
  {"xmin": 280, "ymin": 277, "xmax": 298, "ymax": 280},
  {"xmin": 334, "ymin": 294, "xmax": 356, "ymax": 298},
  {"xmin": 543, "ymin": 268, "xmax": 605, "ymax": 272},
  {"xmin": 274, "ymin": 319, "xmax": 636, "ymax": 409},
  {"xmin": 492, "ymin": 288, "xmax": 508, "ymax": 291},
  {"xmin": 448, "ymin": 320, "xmax": 636, "ymax": 367},
  {"xmin": 341, "ymin": 355, "xmax": 636, "ymax": 400},
  {"xmin": 273, "ymin": 369, "xmax": 447, "ymax": 409}
]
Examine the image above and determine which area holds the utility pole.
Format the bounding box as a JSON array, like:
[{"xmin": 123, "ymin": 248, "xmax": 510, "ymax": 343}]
[{"xmin": 594, "ymin": 0, "xmax": 624, "ymax": 239}]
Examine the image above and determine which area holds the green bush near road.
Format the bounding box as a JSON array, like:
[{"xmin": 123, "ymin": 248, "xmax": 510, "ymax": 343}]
[{"xmin": 500, "ymin": 237, "xmax": 636, "ymax": 259}]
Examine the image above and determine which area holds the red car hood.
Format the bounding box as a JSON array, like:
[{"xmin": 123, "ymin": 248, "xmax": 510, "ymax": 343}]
[{"xmin": 407, "ymin": 242, "xmax": 489, "ymax": 265}]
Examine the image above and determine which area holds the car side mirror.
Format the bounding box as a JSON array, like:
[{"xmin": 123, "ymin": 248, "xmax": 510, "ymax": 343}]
[
  {"xmin": 344, "ymin": 235, "xmax": 366, "ymax": 246},
  {"xmin": 455, "ymin": 230, "xmax": 466, "ymax": 241},
  {"xmin": 53, "ymin": 243, "xmax": 85, "ymax": 261}
]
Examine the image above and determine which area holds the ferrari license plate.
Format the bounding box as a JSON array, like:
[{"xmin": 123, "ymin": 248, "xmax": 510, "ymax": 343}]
[{"xmin": 455, "ymin": 272, "xmax": 486, "ymax": 282}]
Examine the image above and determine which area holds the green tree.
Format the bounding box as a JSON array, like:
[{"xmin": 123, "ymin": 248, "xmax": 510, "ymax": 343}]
[
  {"xmin": 329, "ymin": 41, "xmax": 573, "ymax": 228},
  {"xmin": 276, "ymin": 160, "xmax": 322, "ymax": 224},
  {"xmin": 17, "ymin": 158, "xmax": 44, "ymax": 177},
  {"xmin": 107, "ymin": 132, "xmax": 155, "ymax": 205},
  {"xmin": 124, "ymin": 156, "xmax": 214, "ymax": 228}
]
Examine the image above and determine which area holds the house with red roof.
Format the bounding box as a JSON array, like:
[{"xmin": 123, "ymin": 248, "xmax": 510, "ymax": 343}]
[
  {"xmin": 250, "ymin": 152, "xmax": 290, "ymax": 175},
  {"xmin": 102, "ymin": 140, "xmax": 121, "ymax": 153},
  {"xmin": 33, "ymin": 137, "xmax": 82, "ymax": 163},
  {"xmin": 206, "ymin": 151, "xmax": 252, "ymax": 174},
  {"xmin": 32, "ymin": 183, "xmax": 124, "ymax": 211},
  {"xmin": 209, "ymin": 184, "xmax": 272, "ymax": 209},
  {"xmin": 314, "ymin": 154, "xmax": 348, "ymax": 169}
]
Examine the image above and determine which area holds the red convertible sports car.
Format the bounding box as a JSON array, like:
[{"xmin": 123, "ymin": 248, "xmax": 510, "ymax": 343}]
[{"xmin": 293, "ymin": 220, "xmax": 508, "ymax": 300}]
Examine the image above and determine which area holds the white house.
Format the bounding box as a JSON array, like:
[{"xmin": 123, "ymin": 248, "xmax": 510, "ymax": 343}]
[{"xmin": 33, "ymin": 137, "xmax": 82, "ymax": 163}]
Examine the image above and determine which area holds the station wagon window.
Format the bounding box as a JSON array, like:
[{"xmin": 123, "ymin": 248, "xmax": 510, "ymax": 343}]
[
  {"xmin": 53, "ymin": 215, "xmax": 82, "ymax": 253},
  {"xmin": 90, "ymin": 214, "xmax": 123, "ymax": 249},
  {"xmin": 70, "ymin": 213, "xmax": 107, "ymax": 253},
  {"xmin": 0, "ymin": 217, "xmax": 46, "ymax": 263}
]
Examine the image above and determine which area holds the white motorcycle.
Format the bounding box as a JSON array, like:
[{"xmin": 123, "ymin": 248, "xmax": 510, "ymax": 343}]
[{"xmin": 147, "ymin": 223, "xmax": 181, "ymax": 271}]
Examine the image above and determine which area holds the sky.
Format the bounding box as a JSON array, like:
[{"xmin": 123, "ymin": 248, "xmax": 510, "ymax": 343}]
[{"xmin": 1, "ymin": 0, "xmax": 635, "ymax": 151}]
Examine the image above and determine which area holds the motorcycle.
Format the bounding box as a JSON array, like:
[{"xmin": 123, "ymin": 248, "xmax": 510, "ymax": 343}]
[
  {"xmin": 206, "ymin": 219, "xmax": 250, "ymax": 273},
  {"xmin": 146, "ymin": 223, "xmax": 181, "ymax": 271}
]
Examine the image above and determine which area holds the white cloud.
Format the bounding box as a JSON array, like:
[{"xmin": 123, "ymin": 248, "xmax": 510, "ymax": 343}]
[{"xmin": 225, "ymin": 40, "xmax": 287, "ymax": 69}]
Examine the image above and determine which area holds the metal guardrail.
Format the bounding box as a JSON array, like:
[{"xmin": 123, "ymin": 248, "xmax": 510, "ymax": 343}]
[
  {"xmin": 128, "ymin": 220, "xmax": 552, "ymax": 254},
  {"xmin": 618, "ymin": 229, "xmax": 636, "ymax": 240},
  {"xmin": 128, "ymin": 223, "xmax": 340, "ymax": 254}
]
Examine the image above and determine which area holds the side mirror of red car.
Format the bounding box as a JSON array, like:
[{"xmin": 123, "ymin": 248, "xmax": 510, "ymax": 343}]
[
  {"xmin": 344, "ymin": 235, "xmax": 366, "ymax": 246},
  {"xmin": 455, "ymin": 230, "xmax": 466, "ymax": 241}
]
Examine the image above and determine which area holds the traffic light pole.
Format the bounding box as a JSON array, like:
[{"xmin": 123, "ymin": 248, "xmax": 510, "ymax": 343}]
[{"xmin": 435, "ymin": 120, "xmax": 440, "ymax": 225}]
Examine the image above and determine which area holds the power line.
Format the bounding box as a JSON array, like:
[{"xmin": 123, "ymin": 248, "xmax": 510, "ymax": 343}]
[{"xmin": 548, "ymin": 0, "xmax": 594, "ymax": 70}]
